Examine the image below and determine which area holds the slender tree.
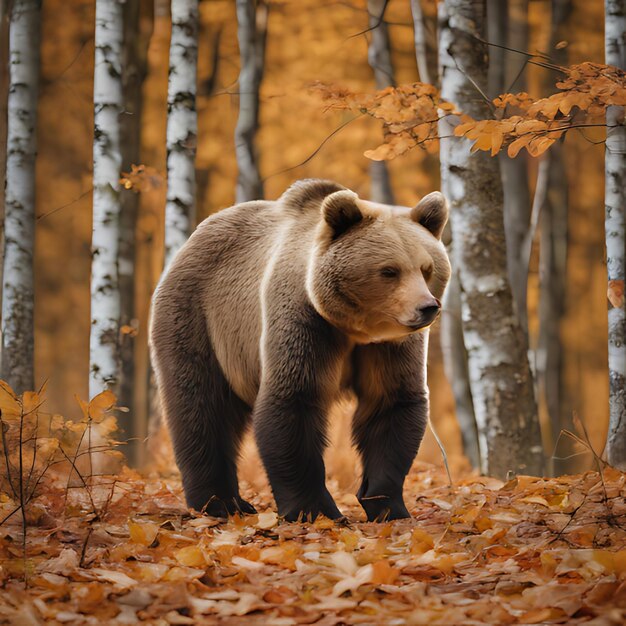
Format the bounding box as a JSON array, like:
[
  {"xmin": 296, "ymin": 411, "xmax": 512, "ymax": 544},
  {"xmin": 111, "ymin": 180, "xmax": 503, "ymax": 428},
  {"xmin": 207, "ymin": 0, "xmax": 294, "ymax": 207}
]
[
  {"xmin": 1, "ymin": 0, "xmax": 41, "ymax": 394},
  {"xmin": 118, "ymin": 1, "xmax": 153, "ymax": 461},
  {"xmin": 411, "ymin": 0, "xmax": 478, "ymax": 467},
  {"xmin": 604, "ymin": 0, "xmax": 626, "ymax": 468},
  {"xmin": 164, "ymin": 0, "xmax": 198, "ymax": 268},
  {"xmin": 367, "ymin": 0, "xmax": 394, "ymax": 205},
  {"xmin": 438, "ymin": 0, "xmax": 543, "ymax": 477},
  {"xmin": 90, "ymin": 0, "xmax": 124, "ymax": 398},
  {"xmin": 440, "ymin": 278, "xmax": 480, "ymax": 468},
  {"xmin": 409, "ymin": 0, "xmax": 435, "ymax": 86},
  {"xmin": 0, "ymin": 0, "xmax": 11, "ymax": 347},
  {"xmin": 486, "ymin": 0, "xmax": 532, "ymax": 332},
  {"xmin": 234, "ymin": 0, "xmax": 267, "ymax": 203},
  {"xmin": 536, "ymin": 0, "xmax": 570, "ymax": 464}
]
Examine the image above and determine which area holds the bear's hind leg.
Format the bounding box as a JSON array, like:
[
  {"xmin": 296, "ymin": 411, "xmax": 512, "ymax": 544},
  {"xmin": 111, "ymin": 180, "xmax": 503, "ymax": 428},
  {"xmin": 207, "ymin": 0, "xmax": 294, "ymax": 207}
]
[{"xmin": 151, "ymin": 300, "xmax": 255, "ymax": 517}]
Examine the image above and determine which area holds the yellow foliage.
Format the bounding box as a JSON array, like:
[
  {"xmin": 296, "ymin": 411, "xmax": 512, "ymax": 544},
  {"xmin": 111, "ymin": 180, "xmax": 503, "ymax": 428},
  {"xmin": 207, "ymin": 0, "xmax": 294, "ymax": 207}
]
[{"xmin": 324, "ymin": 62, "xmax": 626, "ymax": 160}]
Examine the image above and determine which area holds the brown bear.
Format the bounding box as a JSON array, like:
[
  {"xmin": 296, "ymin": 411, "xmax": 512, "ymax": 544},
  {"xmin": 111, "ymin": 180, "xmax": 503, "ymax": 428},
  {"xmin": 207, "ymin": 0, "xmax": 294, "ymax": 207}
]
[{"xmin": 150, "ymin": 179, "xmax": 450, "ymax": 522}]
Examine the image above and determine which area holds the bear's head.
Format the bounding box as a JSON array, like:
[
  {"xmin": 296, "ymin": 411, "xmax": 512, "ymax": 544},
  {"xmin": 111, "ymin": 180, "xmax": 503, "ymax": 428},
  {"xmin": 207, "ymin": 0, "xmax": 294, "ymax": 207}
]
[{"xmin": 306, "ymin": 189, "xmax": 451, "ymax": 343}]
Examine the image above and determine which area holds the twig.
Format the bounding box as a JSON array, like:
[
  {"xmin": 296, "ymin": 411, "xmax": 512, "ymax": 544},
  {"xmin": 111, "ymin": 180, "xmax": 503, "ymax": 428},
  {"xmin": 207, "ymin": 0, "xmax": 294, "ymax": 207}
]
[
  {"xmin": 348, "ymin": 0, "xmax": 390, "ymax": 39},
  {"xmin": 450, "ymin": 55, "xmax": 495, "ymax": 115},
  {"xmin": 0, "ymin": 410, "xmax": 18, "ymax": 498},
  {"xmin": 428, "ymin": 417, "xmax": 452, "ymax": 486},
  {"xmin": 36, "ymin": 187, "xmax": 93, "ymax": 222},
  {"xmin": 262, "ymin": 114, "xmax": 363, "ymax": 181},
  {"xmin": 59, "ymin": 447, "xmax": 99, "ymax": 520}
]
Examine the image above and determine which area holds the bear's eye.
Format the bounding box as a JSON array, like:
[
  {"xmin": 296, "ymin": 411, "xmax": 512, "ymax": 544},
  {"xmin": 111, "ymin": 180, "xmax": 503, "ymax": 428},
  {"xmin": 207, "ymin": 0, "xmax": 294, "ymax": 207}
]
[
  {"xmin": 422, "ymin": 265, "xmax": 433, "ymax": 281},
  {"xmin": 380, "ymin": 266, "xmax": 401, "ymax": 279}
]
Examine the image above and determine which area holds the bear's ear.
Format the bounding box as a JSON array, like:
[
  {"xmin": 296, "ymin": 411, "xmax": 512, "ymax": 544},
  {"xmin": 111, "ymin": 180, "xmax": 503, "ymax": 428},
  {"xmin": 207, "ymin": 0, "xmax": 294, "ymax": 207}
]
[
  {"xmin": 410, "ymin": 191, "xmax": 448, "ymax": 239},
  {"xmin": 321, "ymin": 190, "xmax": 363, "ymax": 237}
]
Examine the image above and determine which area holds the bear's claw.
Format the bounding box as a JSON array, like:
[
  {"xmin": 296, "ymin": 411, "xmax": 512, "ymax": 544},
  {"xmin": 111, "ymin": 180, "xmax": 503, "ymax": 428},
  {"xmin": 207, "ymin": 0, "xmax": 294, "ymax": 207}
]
[
  {"xmin": 281, "ymin": 491, "xmax": 344, "ymax": 522},
  {"xmin": 195, "ymin": 495, "xmax": 257, "ymax": 518},
  {"xmin": 358, "ymin": 494, "xmax": 411, "ymax": 522}
]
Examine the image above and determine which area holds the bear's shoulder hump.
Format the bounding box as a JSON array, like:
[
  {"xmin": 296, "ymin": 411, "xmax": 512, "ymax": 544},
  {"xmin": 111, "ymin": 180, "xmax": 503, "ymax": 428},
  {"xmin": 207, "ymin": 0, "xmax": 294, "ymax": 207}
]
[{"xmin": 279, "ymin": 179, "xmax": 346, "ymax": 212}]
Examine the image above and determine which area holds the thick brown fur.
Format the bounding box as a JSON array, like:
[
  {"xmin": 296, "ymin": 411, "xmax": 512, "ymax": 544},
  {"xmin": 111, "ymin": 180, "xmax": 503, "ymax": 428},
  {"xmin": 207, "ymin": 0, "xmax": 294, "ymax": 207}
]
[{"xmin": 150, "ymin": 179, "xmax": 450, "ymax": 521}]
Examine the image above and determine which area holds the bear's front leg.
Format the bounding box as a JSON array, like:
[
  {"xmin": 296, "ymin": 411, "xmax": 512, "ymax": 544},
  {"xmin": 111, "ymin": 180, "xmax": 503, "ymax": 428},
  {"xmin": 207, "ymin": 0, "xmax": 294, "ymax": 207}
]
[
  {"xmin": 253, "ymin": 311, "xmax": 347, "ymax": 522},
  {"xmin": 255, "ymin": 390, "xmax": 343, "ymax": 521},
  {"xmin": 352, "ymin": 337, "xmax": 429, "ymax": 522}
]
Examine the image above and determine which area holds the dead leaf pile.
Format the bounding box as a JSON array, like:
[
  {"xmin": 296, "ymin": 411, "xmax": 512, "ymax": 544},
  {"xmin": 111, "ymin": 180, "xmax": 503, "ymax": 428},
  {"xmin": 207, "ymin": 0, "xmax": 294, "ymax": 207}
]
[{"xmin": 1, "ymin": 460, "xmax": 626, "ymax": 624}]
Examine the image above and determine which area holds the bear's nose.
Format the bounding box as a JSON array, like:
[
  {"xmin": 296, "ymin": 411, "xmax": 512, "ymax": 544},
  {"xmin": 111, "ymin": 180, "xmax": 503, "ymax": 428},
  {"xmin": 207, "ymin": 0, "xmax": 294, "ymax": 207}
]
[{"xmin": 417, "ymin": 298, "xmax": 441, "ymax": 323}]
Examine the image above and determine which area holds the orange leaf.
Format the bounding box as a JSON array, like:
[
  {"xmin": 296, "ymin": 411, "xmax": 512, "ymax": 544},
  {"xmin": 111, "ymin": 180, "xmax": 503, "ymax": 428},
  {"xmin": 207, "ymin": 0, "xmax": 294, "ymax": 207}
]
[
  {"xmin": 175, "ymin": 545, "xmax": 208, "ymax": 568},
  {"xmin": 371, "ymin": 560, "xmax": 400, "ymax": 585},
  {"xmin": 0, "ymin": 380, "xmax": 22, "ymax": 418},
  {"xmin": 608, "ymin": 279, "xmax": 624, "ymax": 308},
  {"xmin": 411, "ymin": 528, "xmax": 435, "ymax": 554},
  {"xmin": 527, "ymin": 136, "xmax": 556, "ymax": 157},
  {"xmin": 508, "ymin": 135, "xmax": 532, "ymax": 158},
  {"xmin": 128, "ymin": 519, "xmax": 159, "ymax": 547},
  {"xmin": 491, "ymin": 129, "xmax": 504, "ymax": 156},
  {"xmin": 88, "ymin": 390, "xmax": 117, "ymax": 423}
]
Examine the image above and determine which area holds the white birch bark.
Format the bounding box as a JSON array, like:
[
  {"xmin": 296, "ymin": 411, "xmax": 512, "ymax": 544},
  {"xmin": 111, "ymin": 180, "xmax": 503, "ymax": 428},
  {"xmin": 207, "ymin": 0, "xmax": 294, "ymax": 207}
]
[
  {"xmin": 415, "ymin": 0, "xmax": 477, "ymax": 466},
  {"xmin": 604, "ymin": 0, "xmax": 626, "ymax": 469},
  {"xmin": 440, "ymin": 274, "xmax": 480, "ymax": 468},
  {"xmin": 409, "ymin": 0, "xmax": 432, "ymax": 85},
  {"xmin": 1, "ymin": 0, "xmax": 40, "ymax": 393},
  {"xmin": 438, "ymin": 0, "xmax": 543, "ymax": 477},
  {"xmin": 367, "ymin": 0, "xmax": 394, "ymax": 205},
  {"xmin": 90, "ymin": 0, "xmax": 124, "ymax": 398},
  {"xmin": 235, "ymin": 0, "xmax": 267, "ymax": 203},
  {"xmin": 0, "ymin": 0, "xmax": 11, "ymax": 361},
  {"xmin": 164, "ymin": 0, "xmax": 198, "ymax": 268}
]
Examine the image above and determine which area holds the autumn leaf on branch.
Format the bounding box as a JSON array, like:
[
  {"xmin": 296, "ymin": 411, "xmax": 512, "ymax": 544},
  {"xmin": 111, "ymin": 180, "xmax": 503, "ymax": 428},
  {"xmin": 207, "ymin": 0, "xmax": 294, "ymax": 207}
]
[
  {"xmin": 312, "ymin": 81, "xmax": 457, "ymax": 159},
  {"xmin": 316, "ymin": 63, "xmax": 626, "ymax": 161}
]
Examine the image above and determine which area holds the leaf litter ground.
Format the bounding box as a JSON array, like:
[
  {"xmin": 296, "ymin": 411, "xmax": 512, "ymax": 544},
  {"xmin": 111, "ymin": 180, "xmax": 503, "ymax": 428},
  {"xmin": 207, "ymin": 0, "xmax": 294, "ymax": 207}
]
[{"xmin": 1, "ymin": 461, "xmax": 626, "ymax": 625}]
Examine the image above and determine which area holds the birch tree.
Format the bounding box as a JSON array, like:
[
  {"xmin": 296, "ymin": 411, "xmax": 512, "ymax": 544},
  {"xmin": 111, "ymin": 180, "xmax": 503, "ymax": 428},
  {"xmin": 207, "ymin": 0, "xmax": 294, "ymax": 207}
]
[
  {"xmin": 164, "ymin": 0, "xmax": 198, "ymax": 268},
  {"xmin": 410, "ymin": 0, "xmax": 479, "ymax": 466},
  {"xmin": 438, "ymin": 0, "xmax": 543, "ymax": 477},
  {"xmin": 409, "ymin": 0, "xmax": 435, "ymax": 86},
  {"xmin": 0, "ymin": 0, "xmax": 11, "ymax": 352},
  {"xmin": 367, "ymin": 0, "xmax": 394, "ymax": 205},
  {"xmin": 235, "ymin": 0, "xmax": 267, "ymax": 203},
  {"xmin": 1, "ymin": 0, "xmax": 41, "ymax": 393},
  {"xmin": 604, "ymin": 0, "xmax": 626, "ymax": 469},
  {"xmin": 90, "ymin": 0, "xmax": 124, "ymax": 398}
]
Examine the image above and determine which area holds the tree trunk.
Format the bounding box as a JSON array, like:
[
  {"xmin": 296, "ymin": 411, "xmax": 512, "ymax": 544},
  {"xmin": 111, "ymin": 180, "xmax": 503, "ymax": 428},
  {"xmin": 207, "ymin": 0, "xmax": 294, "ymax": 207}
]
[
  {"xmin": 1, "ymin": 0, "xmax": 41, "ymax": 394},
  {"xmin": 604, "ymin": 0, "xmax": 626, "ymax": 469},
  {"xmin": 164, "ymin": 0, "xmax": 198, "ymax": 268},
  {"xmin": 499, "ymin": 0, "xmax": 532, "ymax": 333},
  {"xmin": 440, "ymin": 272, "xmax": 480, "ymax": 468},
  {"xmin": 438, "ymin": 0, "xmax": 543, "ymax": 477},
  {"xmin": 234, "ymin": 0, "xmax": 267, "ymax": 203},
  {"xmin": 536, "ymin": 143, "xmax": 568, "ymax": 461},
  {"xmin": 0, "ymin": 1, "xmax": 10, "ymax": 355},
  {"xmin": 537, "ymin": 0, "xmax": 570, "ymax": 469},
  {"xmin": 417, "ymin": 0, "xmax": 477, "ymax": 467},
  {"xmin": 367, "ymin": 0, "xmax": 394, "ymax": 205},
  {"xmin": 118, "ymin": 0, "xmax": 153, "ymax": 463},
  {"xmin": 410, "ymin": 0, "xmax": 430, "ymax": 85},
  {"xmin": 90, "ymin": 0, "xmax": 124, "ymax": 399},
  {"xmin": 486, "ymin": 0, "xmax": 506, "ymax": 100}
]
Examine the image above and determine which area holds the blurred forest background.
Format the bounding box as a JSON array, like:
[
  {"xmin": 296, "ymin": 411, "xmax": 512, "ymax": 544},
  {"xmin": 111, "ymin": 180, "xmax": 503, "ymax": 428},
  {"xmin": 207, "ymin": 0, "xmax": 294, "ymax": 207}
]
[{"xmin": 0, "ymin": 0, "xmax": 619, "ymax": 478}]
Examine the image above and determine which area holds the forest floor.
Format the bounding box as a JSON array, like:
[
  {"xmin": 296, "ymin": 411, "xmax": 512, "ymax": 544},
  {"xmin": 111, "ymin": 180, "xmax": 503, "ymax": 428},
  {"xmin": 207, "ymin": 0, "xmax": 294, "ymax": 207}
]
[{"xmin": 1, "ymin": 460, "xmax": 626, "ymax": 625}]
